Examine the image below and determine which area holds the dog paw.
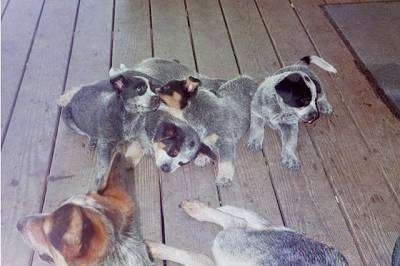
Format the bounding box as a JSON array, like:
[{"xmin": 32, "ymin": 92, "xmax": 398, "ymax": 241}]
[
  {"xmin": 180, "ymin": 200, "xmax": 210, "ymax": 221},
  {"xmin": 216, "ymin": 177, "xmax": 233, "ymax": 188},
  {"xmin": 216, "ymin": 162, "xmax": 234, "ymax": 187},
  {"xmin": 319, "ymin": 102, "xmax": 333, "ymax": 114},
  {"xmin": 282, "ymin": 154, "xmax": 301, "ymax": 170},
  {"xmin": 194, "ymin": 154, "xmax": 212, "ymax": 167},
  {"xmin": 247, "ymin": 138, "xmax": 263, "ymax": 152}
]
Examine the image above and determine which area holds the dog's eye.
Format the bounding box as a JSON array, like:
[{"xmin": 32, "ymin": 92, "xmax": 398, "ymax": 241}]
[
  {"xmin": 304, "ymin": 76, "xmax": 311, "ymax": 82},
  {"xmin": 167, "ymin": 148, "xmax": 179, "ymax": 157},
  {"xmin": 189, "ymin": 140, "xmax": 195, "ymax": 148},
  {"xmin": 136, "ymin": 86, "xmax": 146, "ymax": 95}
]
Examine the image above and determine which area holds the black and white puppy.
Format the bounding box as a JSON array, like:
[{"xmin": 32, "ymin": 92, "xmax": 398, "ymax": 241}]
[
  {"xmin": 147, "ymin": 200, "xmax": 348, "ymax": 266},
  {"xmin": 124, "ymin": 110, "xmax": 217, "ymax": 173},
  {"xmin": 58, "ymin": 71, "xmax": 161, "ymax": 183},
  {"xmin": 248, "ymin": 55, "xmax": 337, "ymax": 170}
]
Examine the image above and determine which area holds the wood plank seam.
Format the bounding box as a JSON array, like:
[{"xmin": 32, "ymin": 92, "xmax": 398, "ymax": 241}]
[
  {"xmin": 1, "ymin": 0, "xmax": 11, "ymax": 19},
  {"xmin": 291, "ymin": 0, "xmax": 400, "ymax": 208},
  {"xmin": 1, "ymin": 0, "xmax": 46, "ymax": 146},
  {"xmin": 148, "ymin": 0, "xmax": 154, "ymax": 56},
  {"xmin": 216, "ymin": 0, "xmax": 242, "ymax": 74},
  {"xmin": 183, "ymin": 0, "xmax": 199, "ymax": 72},
  {"xmin": 109, "ymin": 0, "xmax": 116, "ymax": 70}
]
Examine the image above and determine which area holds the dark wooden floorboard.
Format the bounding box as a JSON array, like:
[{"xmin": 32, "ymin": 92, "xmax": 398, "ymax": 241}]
[
  {"xmin": 112, "ymin": 1, "xmax": 163, "ymax": 265},
  {"xmin": 1, "ymin": 0, "xmax": 45, "ymax": 141},
  {"xmin": 219, "ymin": 1, "xmax": 362, "ymax": 264},
  {"xmin": 151, "ymin": 0, "xmax": 221, "ymax": 264},
  {"xmin": 1, "ymin": 0, "xmax": 79, "ymax": 265},
  {"xmin": 292, "ymin": 0, "xmax": 400, "ymax": 264},
  {"xmin": 31, "ymin": 0, "xmax": 114, "ymax": 265}
]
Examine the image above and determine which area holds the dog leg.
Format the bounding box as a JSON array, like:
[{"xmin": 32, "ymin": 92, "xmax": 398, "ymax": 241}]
[
  {"xmin": 95, "ymin": 139, "xmax": 115, "ymax": 186},
  {"xmin": 248, "ymin": 112, "xmax": 266, "ymax": 152},
  {"xmin": 278, "ymin": 123, "xmax": 300, "ymax": 170},
  {"xmin": 146, "ymin": 241, "xmax": 214, "ymax": 266},
  {"xmin": 125, "ymin": 141, "xmax": 144, "ymax": 166},
  {"xmin": 217, "ymin": 206, "xmax": 271, "ymax": 230},
  {"xmin": 215, "ymin": 140, "xmax": 235, "ymax": 187},
  {"xmin": 181, "ymin": 200, "xmax": 247, "ymax": 229}
]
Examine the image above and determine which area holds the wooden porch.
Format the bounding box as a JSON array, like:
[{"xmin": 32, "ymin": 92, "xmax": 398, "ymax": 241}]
[{"xmin": 1, "ymin": 0, "xmax": 399, "ymax": 265}]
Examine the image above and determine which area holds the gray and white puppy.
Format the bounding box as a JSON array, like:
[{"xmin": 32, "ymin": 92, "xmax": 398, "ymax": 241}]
[
  {"xmin": 156, "ymin": 76, "xmax": 258, "ymax": 186},
  {"xmin": 248, "ymin": 55, "xmax": 337, "ymax": 170},
  {"xmin": 124, "ymin": 110, "xmax": 217, "ymax": 174},
  {"xmin": 147, "ymin": 200, "xmax": 348, "ymax": 266},
  {"xmin": 58, "ymin": 71, "xmax": 161, "ymax": 183}
]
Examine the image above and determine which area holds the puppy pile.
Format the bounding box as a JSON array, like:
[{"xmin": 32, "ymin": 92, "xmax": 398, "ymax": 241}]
[{"xmin": 17, "ymin": 56, "xmax": 362, "ymax": 265}]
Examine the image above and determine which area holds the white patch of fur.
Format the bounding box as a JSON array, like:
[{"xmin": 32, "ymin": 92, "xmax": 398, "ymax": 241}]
[
  {"xmin": 217, "ymin": 206, "xmax": 270, "ymax": 231},
  {"xmin": 58, "ymin": 87, "xmax": 81, "ymax": 107},
  {"xmin": 125, "ymin": 141, "xmax": 144, "ymax": 166},
  {"xmin": 158, "ymin": 103, "xmax": 186, "ymax": 121},
  {"xmin": 217, "ymin": 161, "xmax": 235, "ymax": 184}
]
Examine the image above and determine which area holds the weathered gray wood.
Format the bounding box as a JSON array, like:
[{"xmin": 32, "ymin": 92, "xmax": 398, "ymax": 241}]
[
  {"xmin": 151, "ymin": 0, "xmax": 195, "ymax": 68},
  {"xmin": 112, "ymin": 0, "xmax": 152, "ymax": 67},
  {"xmin": 1, "ymin": 0, "xmax": 45, "ymax": 140},
  {"xmin": 151, "ymin": 0, "xmax": 220, "ymax": 264},
  {"xmin": 112, "ymin": 1, "xmax": 163, "ymax": 265},
  {"xmin": 1, "ymin": 0, "xmax": 10, "ymax": 16},
  {"xmin": 0, "ymin": 1, "xmax": 79, "ymax": 265},
  {"xmin": 282, "ymin": 0, "xmax": 400, "ymax": 264},
  {"xmin": 217, "ymin": 2, "xmax": 362, "ymax": 264},
  {"xmin": 186, "ymin": 0, "xmax": 283, "ymax": 227},
  {"xmin": 31, "ymin": 0, "xmax": 113, "ymax": 265}
]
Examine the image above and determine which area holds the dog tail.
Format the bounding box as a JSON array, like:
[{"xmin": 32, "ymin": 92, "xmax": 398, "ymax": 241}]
[
  {"xmin": 58, "ymin": 87, "xmax": 81, "ymax": 107},
  {"xmin": 299, "ymin": 55, "xmax": 337, "ymax": 73},
  {"xmin": 393, "ymin": 236, "xmax": 400, "ymax": 266}
]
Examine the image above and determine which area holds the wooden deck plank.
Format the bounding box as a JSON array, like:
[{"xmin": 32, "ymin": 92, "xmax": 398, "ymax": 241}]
[
  {"xmin": 151, "ymin": 0, "xmax": 195, "ymax": 68},
  {"xmin": 1, "ymin": 0, "xmax": 10, "ymax": 16},
  {"xmin": 31, "ymin": 0, "xmax": 113, "ymax": 265},
  {"xmin": 151, "ymin": 0, "xmax": 220, "ymax": 264},
  {"xmin": 112, "ymin": 1, "xmax": 163, "ymax": 263},
  {"xmin": 281, "ymin": 0, "xmax": 400, "ymax": 264},
  {"xmin": 0, "ymin": 0, "xmax": 79, "ymax": 265},
  {"xmin": 1, "ymin": 0, "xmax": 45, "ymax": 140},
  {"xmin": 187, "ymin": 0, "xmax": 283, "ymax": 227},
  {"xmin": 218, "ymin": 1, "xmax": 361, "ymax": 264}
]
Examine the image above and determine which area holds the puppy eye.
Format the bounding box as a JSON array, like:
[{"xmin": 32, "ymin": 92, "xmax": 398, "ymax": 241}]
[
  {"xmin": 189, "ymin": 140, "xmax": 195, "ymax": 148},
  {"xmin": 167, "ymin": 148, "xmax": 179, "ymax": 157},
  {"xmin": 304, "ymin": 76, "xmax": 311, "ymax": 82}
]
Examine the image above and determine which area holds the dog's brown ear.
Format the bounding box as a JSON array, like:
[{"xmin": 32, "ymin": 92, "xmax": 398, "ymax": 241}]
[
  {"xmin": 110, "ymin": 75, "xmax": 128, "ymax": 92},
  {"xmin": 98, "ymin": 152, "xmax": 127, "ymax": 194},
  {"xmin": 185, "ymin": 76, "xmax": 201, "ymax": 92},
  {"xmin": 199, "ymin": 143, "xmax": 218, "ymax": 161}
]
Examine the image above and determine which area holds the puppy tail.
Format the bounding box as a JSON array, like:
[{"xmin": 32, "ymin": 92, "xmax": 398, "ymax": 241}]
[
  {"xmin": 299, "ymin": 55, "xmax": 337, "ymax": 73},
  {"xmin": 393, "ymin": 236, "xmax": 400, "ymax": 266},
  {"xmin": 57, "ymin": 87, "xmax": 81, "ymax": 107}
]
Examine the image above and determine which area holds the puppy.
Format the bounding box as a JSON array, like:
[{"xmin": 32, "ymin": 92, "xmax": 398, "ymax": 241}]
[
  {"xmin": 17, "ymin": 153, "xmax": 153, "ymax": 266},
  {"xmin": 155, "ymin": 76, "xmax": 258, "ymax": 186},
  {"xmin": 147, "ymin": 200, "xmax": 348, "ymax": 266},
  {"xmin": 248, "ymin": 55, "xmax": 337, "ymax": 170},
  {"xmin": 59, "ymin": 71, "xmax": 161, "ymax": 183},
  {"xmin": 124, "ymin": 110, "xmax": 217, "ymax": 173}
]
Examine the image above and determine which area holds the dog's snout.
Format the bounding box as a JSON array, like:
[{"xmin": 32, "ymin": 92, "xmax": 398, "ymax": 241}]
[
  {"xmin": 17, "ymin": 217, "xmax": 28, "ymax": 232},
  {"xmin": 306, "ymin": 111, "xmax": 319, "ymax": 124},
  {"xmin": 160, "ymin": 164, "xmax": 171, "ymax": 173}
]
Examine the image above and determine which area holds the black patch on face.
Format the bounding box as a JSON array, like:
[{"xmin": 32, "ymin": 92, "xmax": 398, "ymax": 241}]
[
  {"xmin": 275, "ymin": 73, "xmax": 312, "ymax": 108},
  {"xmin": 158, "ymin": 79, "xmax": 198, "ymax": 109},
  {"xmin": 120, "ymin": 77, "xmax": 148, "ymax": 99},
  {"xmin": 312, "ymin": 78, "xmax": 322, "ymax": 94},
  {"xmin": 39, "ymin": 253, "xmax": 54, "ymax": 263},
  {"xmin": 154, "ymin": 122, "xmax": 185, "ymax": 158},
  {"xmin": 300, "ymin": 56, "xmax": 311, "ymax": 65}
]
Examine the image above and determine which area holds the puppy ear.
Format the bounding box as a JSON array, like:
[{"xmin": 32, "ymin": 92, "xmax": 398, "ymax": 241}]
[
  {"xmin": 185, "ymin": 76, "xmax": 201, "ymax": 92},
  {"xmin": 154, "ymin": 122, "xmax": 177, "ymax": 142},
  {"xmin": 98, "ymin": 152, "xmax": 127, "ymax": 194},
  {"xmin": 199, "ymin": 143, "xmax": 218, "ymax": 161},
  {"xmin": 110, "ymin": 75, "xmax": 128, "ymax": 92}
]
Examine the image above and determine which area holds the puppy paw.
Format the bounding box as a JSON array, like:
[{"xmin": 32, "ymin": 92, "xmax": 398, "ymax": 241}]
[
  {"xmin": 282, "ymin": 154, "xmax": 301, "ymax": 170},
  {"xmin": 247, "ymin": 138, "xmax": 263, "ymax": 152},
  {"xmin": 180, "ymin": 200, "xmax": 210, "ymax": 221},
  {"xmin": 194, "ymin": 154, "xmax": 212, "ymax": 167},
  {"xmin": 216, "ymin": 161, "xmax": 235, "ymax": 187},
  {"xmin": 319, "ymin": 102, "xmax": 333, "ymax": 114}
]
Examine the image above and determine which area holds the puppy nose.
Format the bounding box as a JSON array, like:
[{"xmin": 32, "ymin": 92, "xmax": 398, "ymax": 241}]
[
  {"xmin": 160, "ymin": 164, "xmax": 171, "ymax": 173},
  {"xmin": 17, "ymin": 217, "xmax": 27, "ymax": 232}
]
